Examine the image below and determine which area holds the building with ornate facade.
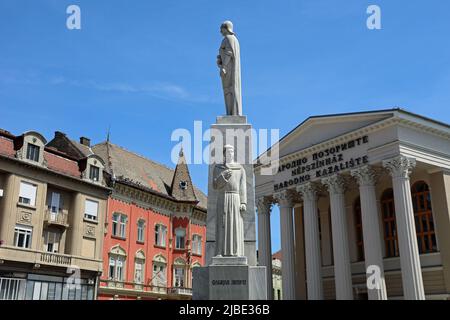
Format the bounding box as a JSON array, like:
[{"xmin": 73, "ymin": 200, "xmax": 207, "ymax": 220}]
[
  {"xmin": 92, "ymin": 143, "xmax": 207, "ymax": 300},
  {"xmin": 0, "ymin": 130, "xmax": 109, "ymax": 300},
  {"xmin": 255, "ymin": 109, "xmax": 450, "ymax": 300}
]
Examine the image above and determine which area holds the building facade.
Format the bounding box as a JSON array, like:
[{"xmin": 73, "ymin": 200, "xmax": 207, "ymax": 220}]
[
  {"xmin": 92, "ymin": 143, "xmax": 207, "ymax": 300},
  {"xmin": 255, "ymin": 109, "xmax": 450, "ymax": 300},
  {"xmin": 272, "ymin": 251, "xmax": 282, "ymax": 300},
  {"xmin": 0, "ymin": 130, "xmax": 109, "ymax": 300}
]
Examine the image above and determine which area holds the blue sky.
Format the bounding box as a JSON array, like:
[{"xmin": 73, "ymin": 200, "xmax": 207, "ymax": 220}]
[{"xmin": 1, "ymin": 0, "xmax": 450, "ymax": 252}]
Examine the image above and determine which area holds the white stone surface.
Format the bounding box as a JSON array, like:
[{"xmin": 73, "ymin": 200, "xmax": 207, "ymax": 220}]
[
  {"xmin": 297, "ymin": 183, "xmax": 323, "ymax": 300},
  {"xmin": 322, "ymin": 174, "xmax": 354, "ymax": 300},
  {"xmin": 383, "ymin": 156, "xmax": 425, "ymax": 300},
  {"xmin": 273, "ymin": 190, "xmax": 296, "ymax": 300},
  {"xmin": 351, "ymin": 165, "xmax": 388, "ymax": 300}
]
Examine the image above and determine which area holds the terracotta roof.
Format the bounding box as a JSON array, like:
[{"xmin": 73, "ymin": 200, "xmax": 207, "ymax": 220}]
[
  {"xmin": 92, "ymin": 142, "xmax": 207, "ymax": 209},
  {"xmin": 272, "ymin": 250, "xmax": 282, "ymax": 260},
  {"xmin": 44, "ymin": 151, "xmax": 80, "ymax": 178}
]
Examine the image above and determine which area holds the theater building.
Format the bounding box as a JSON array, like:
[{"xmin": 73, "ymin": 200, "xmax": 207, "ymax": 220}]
[
  {"xmin": 92, "ymin": 143, "xmax": 207, "ymax": 300},
  {"xmin": 0, "ymin": 129, "xmax": 109, "ymax": 300},
  {"xmin": 255, "ymin": 108, "xmax": 450, "ymax": 300}
]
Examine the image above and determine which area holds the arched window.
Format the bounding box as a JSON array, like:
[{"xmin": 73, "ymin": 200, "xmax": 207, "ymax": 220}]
[
  {"xmin": 412, "ymin": 181, "xmax": 437, "ymax": 253},
  {"xmin": 381, "ymin": 189, "xmax": 399, "ymax": 257},
  {"xmin": 354, "ymin": 197, "xmax": 364, "ymax": 261}
]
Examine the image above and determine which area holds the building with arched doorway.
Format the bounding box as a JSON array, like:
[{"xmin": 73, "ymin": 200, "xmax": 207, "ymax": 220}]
[{"xmin": 255, "ymin": 108, "xmax": 450, "ymax": 300}]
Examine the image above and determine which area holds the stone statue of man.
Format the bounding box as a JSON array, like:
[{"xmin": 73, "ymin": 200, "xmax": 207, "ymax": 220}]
[
  {"xmin": 212, "ymin": 144, "xmax": 247, "ymax": 257},
  {"xmin": 217, "ymin": 21, "xmax": 242, "ymax": 116}
]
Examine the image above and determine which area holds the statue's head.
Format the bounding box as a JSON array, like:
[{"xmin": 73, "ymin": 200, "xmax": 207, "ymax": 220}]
[
  {"xmin": 223, "ymin": 144, "xmax": 235, "ymax": 164},
  {"xmin": 220, "ymin": 21, "xmax": 234, "ymax": 36}
]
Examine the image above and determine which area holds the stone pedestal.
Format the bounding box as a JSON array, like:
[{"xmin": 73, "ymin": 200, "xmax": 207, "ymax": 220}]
[
  {"xmin": 193, "ymin": 257, "xmax": 267, "ymax": 300},
  {"xmin": 205, "ymin": 116, "xmax": 257, "ymax": 266}
]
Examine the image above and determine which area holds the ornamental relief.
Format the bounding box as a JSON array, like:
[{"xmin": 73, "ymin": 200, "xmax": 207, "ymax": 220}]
[
  {"xmin": 17, "ymin": 211, "xmax": 32, "ymax": 224},
  {"xmin": 84, "ymin": 224, "xmax": 96, "ymax": 238}
]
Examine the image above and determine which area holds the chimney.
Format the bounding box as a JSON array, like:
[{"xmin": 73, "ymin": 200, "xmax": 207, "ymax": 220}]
[
  {"xmin": 55, "ymin": 131, "xmax": 66, "ymax": 139},
  {"xmin": 80, "ymin": 137, "xmax": 91, "ymax": 147}
]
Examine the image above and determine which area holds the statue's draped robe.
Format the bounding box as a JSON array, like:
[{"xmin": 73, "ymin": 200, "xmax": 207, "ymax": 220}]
[
  {"xmin": 213, "ymin": 163, "xmax": 247, "ymax": 256},
  {"xmin": 219, "ymin": 34, "xmax": 242, "ymax": 116}
]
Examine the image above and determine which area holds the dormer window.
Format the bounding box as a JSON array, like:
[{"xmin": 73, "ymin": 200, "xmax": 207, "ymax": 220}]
[
  {"xmin": 26, "ymin": 143, "xmax": 40, "ymax": 162},
  {"xmin": 89, "ymin": 165, "xmax": 100, "ymax": 182}
]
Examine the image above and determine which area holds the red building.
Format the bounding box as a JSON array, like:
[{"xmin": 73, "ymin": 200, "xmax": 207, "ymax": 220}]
[{"xmin": 92, "ymin": 142, "xmax": 207, "ymax": 300}]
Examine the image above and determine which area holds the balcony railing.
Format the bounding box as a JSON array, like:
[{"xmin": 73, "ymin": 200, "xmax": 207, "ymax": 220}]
[
  {"xmin": 40, "ymin": 252, "xmax": 72, "ymax": 266},
  {"xmin": 99, "ymin": 279, "xmax": 192, "ymax": 297},
  {"xmin": 44, "ymin": 207, "xmax": 69, "ymax": 227}
]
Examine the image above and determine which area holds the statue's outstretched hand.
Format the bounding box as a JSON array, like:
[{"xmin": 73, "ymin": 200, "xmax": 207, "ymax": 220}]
[{"xmin": 240, "ymin": 204, "xmax": 246, "ymax": 212}]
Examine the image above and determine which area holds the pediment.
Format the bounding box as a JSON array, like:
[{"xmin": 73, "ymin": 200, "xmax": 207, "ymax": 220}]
[{"xmin": 277, "ymin": 110, "xmax": 395, "ymax": 158}]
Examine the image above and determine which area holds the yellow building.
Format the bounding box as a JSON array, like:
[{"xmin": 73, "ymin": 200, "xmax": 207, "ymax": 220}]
[{"xmin": 0, "ymin": 129, "xmax": 109, "ymax": 300}]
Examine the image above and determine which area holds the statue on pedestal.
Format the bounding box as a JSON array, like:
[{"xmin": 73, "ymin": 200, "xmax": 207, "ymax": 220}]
[
  {"xmin": 212, "ymin": 145, "xmax": 246, "ymax": 257},
  {"xmin": 217, "ymin": 21, "xmax": 242, "ymax": 116}
]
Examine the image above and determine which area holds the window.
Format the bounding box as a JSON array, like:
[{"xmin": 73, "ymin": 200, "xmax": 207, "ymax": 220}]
[
  {"xmin": 19, "ymin": 181, "xmax": 37, "ymax": 206},
  {"xmin": 155, "ymin": 224, "xmax": 167, "ymax": 247},
  {"xmin": 381, "ymin": 189, "xmax": 399, "ymax": 257},
  {"xmin": 354, "ymin": 197, "xmax": 364, "ymax": 261},
  {"xmin": 134, "ymin": 259, "xmax": 145, "ymax": 284},
  {"xmin": 152, "ymin": 264, "xmax": 167, "ymax": 287},
  {"xmin": 26, "ymin": 143, "xmax": 40, "ymax": 162},
  {"xmin": 44, "ymin": 230, "xmax": 60, "ymax": 253},
  {"xmin": 192, "ymin": 235, "xmax": 202, "ymax": 255},
  {"xmin": 14, "ymin": 225, "xmax": 32, "ymax": 248},
  {"xmin": 174, "ymin": 267, "xmax": 185, "ymax": 287},
  {"xmin": 119, "ymin": 215, "xmax": 127, "ymax": 238},
  {"xmin": 84, "ymin": 200, "xmax": 98, "ymax": 221},
  {"xmin": 137, "ymin": 220, "xmax": 145, "ymax": 242},
  {"xmin": 179, "ymin": 181, "xmax": 188, "ymax": 190},
  {"xmin": 175, "ymin": 229, "xmax": 186, "ymax": 250},
  {"xmin": 112, "ymin": 213, "xmax": 119, "ymax": 236},
  {"xmin": 112, "ymin": 213, "xmax": 126, "ymax": 238},
  {"xmin": 108, "ymin": 256, "xmax": 125, "ymax": 281},
  {"xmin": 49, "ymin": 192, "xmax": 61, "ymax": 214},
  {"xmin": 412, "ymin": 182, "xmax": 437, "ymax": 254},
  {"xmin": 89, "ymin": 165, "xmax": 100, "ymax": 182}
]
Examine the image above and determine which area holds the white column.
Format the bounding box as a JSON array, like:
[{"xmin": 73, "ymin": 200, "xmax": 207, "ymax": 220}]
[
  {"xmin": 274, "ymin": 190, "xmax": 296, "ymax": 300},
  {"xmin": 256, "ymin": 197, "xmax": 273, "ymax": 300},
  {"xmin": 322, "ymin": 174, "xmax": 354, "ymax": 300},
  {"xmin": 383, "ymin": 156, "xmax": 425, "ymax": 300},
  {"xmin": 297, "ymin": 183, "xmax": 323, "ymax": 300},
  {"xmin": 351, "ymin": 166, "xmax": 388, "ymax": 300}
]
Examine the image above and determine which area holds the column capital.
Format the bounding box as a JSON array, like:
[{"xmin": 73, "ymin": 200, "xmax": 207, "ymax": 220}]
[
  {"xmin": 273, "ymin": 190, "xmax": 295, "ymax": 208},
  {"xmin": 296, "ymin": 182, "xmax": 318, "ymax": 202},
  {"xmin": 383, "ymin": 155, "xmax": 416, "ymax": 179},
  {"xmin": 256, "ymin": 197, "xmax": 272, "ymax": 215},
  {"xmin": 351, "ymin": 165, "xmax": 377, "ymax": 187},
  {"xmin": 321, "ymin": 174, "xmax": 346, "ymax": 195}
]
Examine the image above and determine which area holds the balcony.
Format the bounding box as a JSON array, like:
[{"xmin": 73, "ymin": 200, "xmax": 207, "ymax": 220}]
[
  {"xmin": 168, "ymin": 287, "xmax": 192, "ymax": 295},
  {"xmin": 44, "ymin": 207, "xmax": 69, "ymax": 227},
  {"xmin": 40, "ymin": 252, "xmax": 72, "ymax": 266},
  {"xmin": 98, "ymin": 280, "xmax": 193, "ymax": 299},
  {"xmin": 0, "ymin": 245, "xmax": 102, "ymax": 272}
]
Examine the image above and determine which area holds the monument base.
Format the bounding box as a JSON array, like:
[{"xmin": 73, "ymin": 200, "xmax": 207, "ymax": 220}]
[{"xmin": 192, "ymin": 258, "xmax": 267, "ymax": 300}]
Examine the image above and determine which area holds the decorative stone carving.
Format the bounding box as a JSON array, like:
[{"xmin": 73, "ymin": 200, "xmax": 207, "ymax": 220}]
[
  {"xmin": 383, "ymin": 155, "xmax": 416, "ymax": 179},
  {"xmin": 351, "ymin": 165, "xmax": 377, "ymax": 186},
  {"xmin": 255, "ymin": 197, "xmax": 272, "ymax": 215},
  {"xmin": 84, "ymin": 224, "xmax": 96, "ymax": 238},
  {"xmin": 18, "ymin": 211, "xmax": 32, "ymax": 224},
  {"xmin": 321, "ymin": 174, "xmax": 346, "ymax": 194},
  {"xmin": 296, "ymin": 182, "xmax": 318, "ymax": 201},
  {"xmin": 273, "ymin": 190, "xmax": 295, "ymax": 208}
]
